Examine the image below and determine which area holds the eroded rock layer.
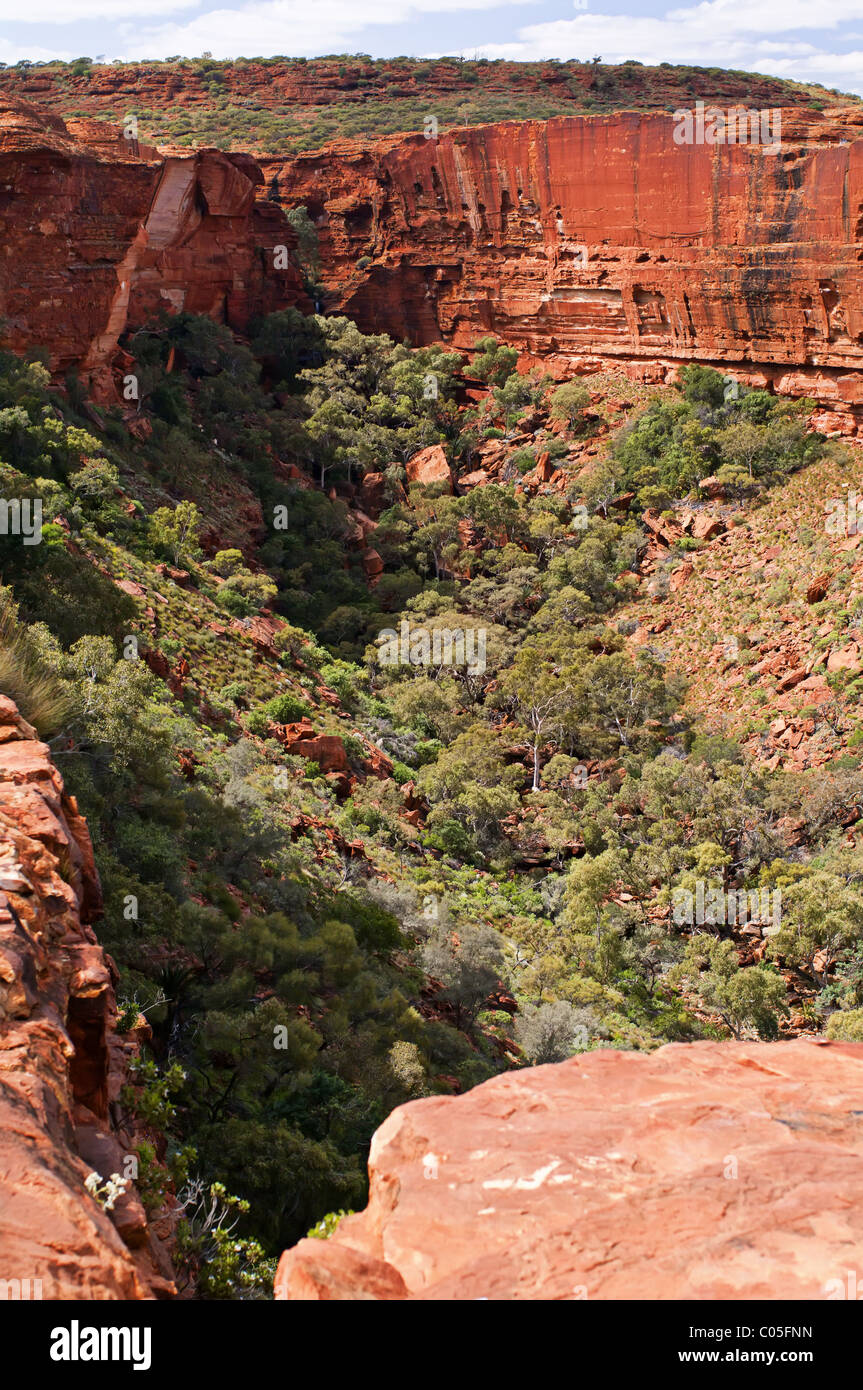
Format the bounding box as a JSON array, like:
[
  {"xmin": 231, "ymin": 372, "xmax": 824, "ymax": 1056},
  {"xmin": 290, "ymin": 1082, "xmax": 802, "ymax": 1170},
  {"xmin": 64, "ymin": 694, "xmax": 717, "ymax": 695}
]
[
  {"xmin": 271, "ymin": 108, "xmax": 863, "ymax": 425},
  {"xmin": 0, "ymin": 95, "xmax": 308, "ymax": 401},
  {"xmin": 0, "ymin": 695, "xmax": 173, "ymax": 1299},
  {"xmin": 276, "ymin": 1038, "xmax": 863, "ymax": 1300}
]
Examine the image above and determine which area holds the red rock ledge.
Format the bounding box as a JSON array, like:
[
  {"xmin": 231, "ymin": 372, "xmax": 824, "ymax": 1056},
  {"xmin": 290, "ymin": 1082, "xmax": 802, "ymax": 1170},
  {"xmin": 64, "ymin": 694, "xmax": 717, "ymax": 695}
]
[{"xmin": 276, "ymin": 1037, "xmax": 863, "ymax": 1300}]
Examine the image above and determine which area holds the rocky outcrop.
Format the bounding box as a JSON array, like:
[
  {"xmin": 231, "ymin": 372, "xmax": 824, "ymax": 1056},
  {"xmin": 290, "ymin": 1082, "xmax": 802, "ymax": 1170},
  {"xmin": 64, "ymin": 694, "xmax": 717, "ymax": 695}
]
[
  {"xmin": 405, "ymin": 444, "xmax": 453, "ymax": 490},
  {"xmin": 0, "ymin": 695, "xmax": 173, "ymax": 1299},
  {"xmin": 275, "ymin": 1038, "xmax": 863, "ymax": 1300},
  {"xmin": 273, "ymin": 108, "xmax": 863, "ymax": 427},
  {"xmin": 0, "ymin": 95, "xmax": 308, "ymax": 401}
]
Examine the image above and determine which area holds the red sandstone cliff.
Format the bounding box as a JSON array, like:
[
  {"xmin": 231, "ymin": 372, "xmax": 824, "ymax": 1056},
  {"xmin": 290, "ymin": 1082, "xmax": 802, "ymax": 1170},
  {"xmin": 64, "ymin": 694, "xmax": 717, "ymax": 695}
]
[
  {"xmin": 5, "ymin": 93, "xmax": 863, "ymax": 425},
  {"xmin": 0, "ymin": 695, "xmax": 173, "ymax": 1299},
  {"xmin": 276, "ymin": 1037, "xmax": 863, "ymax": 1300},
  {"xmin": 272, "ymin": 108, "xmax": 863, "ymax": 427},
  {"xmin": 0, "ymin": 95, "xmax": 308, "ymax": 402}
]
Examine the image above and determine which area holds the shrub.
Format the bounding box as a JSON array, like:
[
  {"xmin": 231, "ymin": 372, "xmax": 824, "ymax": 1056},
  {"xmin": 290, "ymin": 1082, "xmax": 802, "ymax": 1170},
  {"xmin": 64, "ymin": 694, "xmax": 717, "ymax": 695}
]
[
  {"xmin": 262, "ymin": 692, "xmax": 312, "ymax": 724},
  {"xmin": 514, "ymin": 1000, "xmax": 589, "ymax": 1063},
  {"xmin": 549, "ymin": 380, "xmax": 590, "ymax": 427},
  {"xmin": 825, "ymin": 1008, "xmax": 863, "ymax": 1041},
  {"xmin": 307, "ymin": 1209, "xmax": 352, "ymax": 1239}
]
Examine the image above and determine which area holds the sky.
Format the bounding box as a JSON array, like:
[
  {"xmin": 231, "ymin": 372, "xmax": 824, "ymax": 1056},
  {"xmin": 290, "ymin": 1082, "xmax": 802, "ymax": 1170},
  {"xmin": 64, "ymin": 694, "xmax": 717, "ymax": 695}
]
[{"xmin": 0, "ymin": 0, "xmax": 861, "ymax": 96}]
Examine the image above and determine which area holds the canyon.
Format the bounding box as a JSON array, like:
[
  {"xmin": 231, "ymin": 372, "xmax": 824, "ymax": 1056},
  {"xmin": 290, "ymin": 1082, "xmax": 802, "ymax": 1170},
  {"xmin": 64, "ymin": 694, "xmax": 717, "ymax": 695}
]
[
  {"xmin": 3, "ymin": 90, "xmax": 863, "ymax": 428},
  {"xmin": 2, "ymin": 77, "xmax": 863, "ymax": 1306}
]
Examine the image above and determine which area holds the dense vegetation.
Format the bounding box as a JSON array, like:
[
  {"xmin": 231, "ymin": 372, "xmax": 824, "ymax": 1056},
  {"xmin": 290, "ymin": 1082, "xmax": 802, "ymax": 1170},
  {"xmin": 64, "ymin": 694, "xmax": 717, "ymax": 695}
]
[
  {"xmin": 2, "ymin": 303, "xmax": 863, "ymax": 1296},
  {"xmin": 612, "ymin": 363, "xmax": 824, "ymax": 505}
]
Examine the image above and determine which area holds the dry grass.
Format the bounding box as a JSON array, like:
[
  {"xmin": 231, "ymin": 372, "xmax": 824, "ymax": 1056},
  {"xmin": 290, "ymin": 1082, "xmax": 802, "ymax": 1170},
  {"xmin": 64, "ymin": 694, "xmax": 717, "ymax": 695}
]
[{"xmin": 0, "ymin": 597, "xmax": 70, "ymax": 736}]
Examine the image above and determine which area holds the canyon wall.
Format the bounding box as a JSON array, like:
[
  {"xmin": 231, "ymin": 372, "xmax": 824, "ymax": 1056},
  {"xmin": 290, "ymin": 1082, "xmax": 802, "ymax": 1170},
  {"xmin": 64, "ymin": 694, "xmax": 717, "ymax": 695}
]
[
  {"xmin": 4, "ymin": 92, "xmax": 863, "ymax": 422},
  {"xmin": 276, "ymin": 1037, "xmax": 863, "ymax": 1300},
  {"xmin": 271, "ymin": 107, "xmax": 863, "ymax": 427},
  {"xmin": 0, "ymin": 695, "xmax": 173, "ymax": 1299},
  {"xmin": 0, "ymin": 95, "xmax": 308, "ymax": 401}
]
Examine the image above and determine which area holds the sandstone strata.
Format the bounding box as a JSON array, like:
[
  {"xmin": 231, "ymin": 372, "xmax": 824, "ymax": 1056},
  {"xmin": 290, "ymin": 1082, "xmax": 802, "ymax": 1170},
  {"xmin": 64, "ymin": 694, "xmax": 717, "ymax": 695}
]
[
  {"xmin": 273, "ymin": 108, "xmax": 863, "ymax": 426},
  {"xmin": 0, "ymin": 695, "xmax": 173, "ymax": 1298},
  {"xmin": 0, "ymin": 95, "xmax": 308, "ymax": 401},
  {"xmin": 276, "ymin": 1038, "xmax": 863, "ymax": 1300}
]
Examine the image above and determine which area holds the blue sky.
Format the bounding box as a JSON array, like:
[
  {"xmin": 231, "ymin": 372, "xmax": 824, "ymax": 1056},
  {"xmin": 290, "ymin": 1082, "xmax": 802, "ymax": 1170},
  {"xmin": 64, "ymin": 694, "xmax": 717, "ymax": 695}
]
[{"xmin": 0, "ymin": 0, "xmax": 861, "ymax": 95}]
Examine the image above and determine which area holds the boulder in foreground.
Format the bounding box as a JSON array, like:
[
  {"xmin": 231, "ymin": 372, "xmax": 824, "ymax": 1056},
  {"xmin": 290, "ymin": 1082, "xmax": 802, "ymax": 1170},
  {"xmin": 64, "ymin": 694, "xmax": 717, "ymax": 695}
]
[{"xmin": 275, "ymin": 1038, "xmax": 863, "ymax": 1300}]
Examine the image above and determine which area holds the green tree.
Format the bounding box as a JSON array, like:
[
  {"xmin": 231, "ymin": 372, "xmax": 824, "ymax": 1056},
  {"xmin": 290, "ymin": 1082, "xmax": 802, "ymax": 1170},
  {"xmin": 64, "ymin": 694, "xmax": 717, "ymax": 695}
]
[
  {"xmin": 496, "ymin": 634, "xmax": 582, "ymax": 791},
  {"xmin": 470, "ymin": 335, "xmax": 518, "ymax": 387},
  {"xmin": 769, "ymin": 862, "xmax": 863, "ymax": 987},
  {"xmin": 149, "ymin": 500, "xmax": 202, "ymax": 566},
  {"xmin": 549, "ymin": 380, "xmax": 591, "ymax": 429},
  {"xmin": 672, "ymin": 938, "xmax": 787, "ymax": 1039}
]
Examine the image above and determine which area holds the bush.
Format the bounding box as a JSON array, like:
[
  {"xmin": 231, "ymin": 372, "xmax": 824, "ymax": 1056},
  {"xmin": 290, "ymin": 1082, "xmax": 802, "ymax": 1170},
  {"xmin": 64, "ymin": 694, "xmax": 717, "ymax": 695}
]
[
  {"xmin": 515, "ymin": 1000, "xmax": 588, "ymax": 1063},
  {"xmin": 549, "ymin": 380, "xmax": 590, "ymax": 428},
  {"xmin": 510, "ymin": 448, "xmax": 536, "ymax": 475},
  {"xmin": 825, "ymin": 1009, "xmax": 863, "ymax": 1041},
  {"xmin": 262, "ymin": 692, "xmax": 312, "ymax": 724}
]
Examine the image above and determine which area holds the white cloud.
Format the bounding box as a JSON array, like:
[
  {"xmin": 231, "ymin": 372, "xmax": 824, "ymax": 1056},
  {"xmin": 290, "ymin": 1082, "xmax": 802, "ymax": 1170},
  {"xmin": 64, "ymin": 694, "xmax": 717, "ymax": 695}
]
[
  {"xmin": 0, "ymin": 0, "xmax": 199, "ymax": 18},
  {"xmin": 0, "ymin": 40, "xmax": 75, "ymax": 62},
  {"xmin": 430, "ymin": 8, "xmax": 863, "ymax": 96},
  {"xmin": 668, "ymin": 0, "xmax": 863, "ymax": 35},
  {"xmin": 0, "ymin": 0, "xmax": 541, "ymax": 62},
  {"xmin": 99, "ymin": 0, "xmax": 539, "ymax": 62}
]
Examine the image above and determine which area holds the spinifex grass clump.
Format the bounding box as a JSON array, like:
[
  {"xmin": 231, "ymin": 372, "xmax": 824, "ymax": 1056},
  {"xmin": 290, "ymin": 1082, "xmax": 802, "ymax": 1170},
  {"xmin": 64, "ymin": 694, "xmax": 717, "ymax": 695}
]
[{"xmin": 0, "ymin": 591, "xmax": 70, "ymax": 735}]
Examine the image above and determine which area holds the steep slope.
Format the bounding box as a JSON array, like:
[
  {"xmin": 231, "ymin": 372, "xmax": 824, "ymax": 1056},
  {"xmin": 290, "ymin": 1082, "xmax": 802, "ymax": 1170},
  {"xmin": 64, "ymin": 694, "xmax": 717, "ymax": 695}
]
[
  {"xmin": 276, "ymin": 1037, "xmax": 863, "ymax": 1300},
  {"xmin": 0, "ymin": 95, "xmax": 308, "ymax": 401},
  {"xmin": 620, "ymin": 442, "xmax": 863, "ymax": 770},
  {"xmin": 0, "ymin": 696, "xmax": 174, "ymax": 1298},
  {"xmin": 275, "ymin": 108, "xmax": 863, "ymax": 427}
]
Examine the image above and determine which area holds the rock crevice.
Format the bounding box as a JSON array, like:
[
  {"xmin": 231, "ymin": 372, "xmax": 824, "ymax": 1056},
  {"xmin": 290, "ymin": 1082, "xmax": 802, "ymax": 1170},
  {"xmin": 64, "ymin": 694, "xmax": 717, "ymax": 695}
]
[{"xmin": 0, "ymin": 94, "xmax": 309, "ymax": 401}]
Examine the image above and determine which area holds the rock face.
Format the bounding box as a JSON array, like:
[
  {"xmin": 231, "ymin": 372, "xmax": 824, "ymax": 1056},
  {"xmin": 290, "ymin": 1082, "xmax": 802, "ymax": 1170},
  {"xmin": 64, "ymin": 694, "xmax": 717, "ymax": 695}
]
[
  {"xmin": 0, "ymin": 695, "xmax": 173, "ymax": 1299},
  {"xmin": 275, "ymin": 1038, "xmax": 863, "ymax": 1300},
  {"xmin": 0, "ymin": 95, "xmax": 308, "ymax": 401},
  {"xmin": 273, "ymin": 108, "xmax": 863, "ymax": 425}
]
